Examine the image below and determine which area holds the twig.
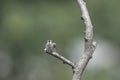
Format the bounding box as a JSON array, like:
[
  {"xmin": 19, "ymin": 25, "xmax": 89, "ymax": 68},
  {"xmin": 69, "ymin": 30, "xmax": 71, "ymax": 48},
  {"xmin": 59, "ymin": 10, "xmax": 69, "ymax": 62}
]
[
  {"xmin": 44, "ymin": 0, "xmax": 97, "ymax": 80},
  {"xmin": 72, "ymin": 0, "xmax": 97, "ymax": 80},
  {"xmin": 44, "ymin": 40, "xmax": 75, "ymax": 68}
]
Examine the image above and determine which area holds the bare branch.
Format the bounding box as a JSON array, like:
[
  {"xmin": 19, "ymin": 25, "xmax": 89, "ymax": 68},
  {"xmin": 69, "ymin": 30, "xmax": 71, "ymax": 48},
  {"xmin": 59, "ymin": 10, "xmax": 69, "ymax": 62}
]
[
  {"xmin": 72, "ymin": 0, "xmax": 97, "ymax": 80},
  {"xmin": 44, "ymin": 40, "xmax": 75, "ymax": 68},
  {"xmin": 44, "ymin": 0, "xmax": 97, "ymax": 80}
]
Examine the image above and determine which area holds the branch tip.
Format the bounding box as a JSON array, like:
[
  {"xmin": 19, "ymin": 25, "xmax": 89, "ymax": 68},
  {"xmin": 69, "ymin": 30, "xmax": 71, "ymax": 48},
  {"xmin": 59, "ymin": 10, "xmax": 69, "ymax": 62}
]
[{"xmin": 44, "ymin": 40, "xmax": 75, "ymax": 68}]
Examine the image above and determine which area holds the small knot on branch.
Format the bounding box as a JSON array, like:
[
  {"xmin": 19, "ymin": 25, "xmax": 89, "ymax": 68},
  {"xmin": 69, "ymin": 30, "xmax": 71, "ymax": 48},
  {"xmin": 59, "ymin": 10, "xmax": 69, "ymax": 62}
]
[
  {"xmin": 92, "ymin": 41, "xmax": 97, "ymax": 47},
  {"xmin": 81, "ymin": 16, "xmax": 84, "ymax": 20}
]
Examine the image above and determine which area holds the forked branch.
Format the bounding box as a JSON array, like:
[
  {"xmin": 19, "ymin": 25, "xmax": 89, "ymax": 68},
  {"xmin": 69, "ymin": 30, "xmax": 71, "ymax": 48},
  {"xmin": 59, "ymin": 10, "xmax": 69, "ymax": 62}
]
[{"xmin": 44, "ymin": 0, "xmax": 97, "ymax": 80}]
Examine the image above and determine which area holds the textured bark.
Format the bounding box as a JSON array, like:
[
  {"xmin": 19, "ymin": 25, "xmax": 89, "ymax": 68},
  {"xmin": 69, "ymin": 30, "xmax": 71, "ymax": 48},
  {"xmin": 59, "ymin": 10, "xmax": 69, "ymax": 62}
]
[{"xmin": 72, "ymin": 0, "xmax": 97, "ymax": 80}]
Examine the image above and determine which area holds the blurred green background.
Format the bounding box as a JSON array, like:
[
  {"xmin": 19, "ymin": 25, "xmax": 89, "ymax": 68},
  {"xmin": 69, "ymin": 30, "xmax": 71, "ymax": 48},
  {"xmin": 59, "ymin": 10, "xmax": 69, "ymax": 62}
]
[{"xmin": 0, "ymin": 0, "xmax": 120, "ymax": 80}]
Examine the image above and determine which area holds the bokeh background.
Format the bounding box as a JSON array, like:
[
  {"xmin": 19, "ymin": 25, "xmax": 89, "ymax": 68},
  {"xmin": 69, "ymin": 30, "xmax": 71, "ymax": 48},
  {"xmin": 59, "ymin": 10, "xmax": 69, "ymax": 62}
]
[{"xmin": 0, "ymin": 0, "xmax": 120, "ymax": 80}]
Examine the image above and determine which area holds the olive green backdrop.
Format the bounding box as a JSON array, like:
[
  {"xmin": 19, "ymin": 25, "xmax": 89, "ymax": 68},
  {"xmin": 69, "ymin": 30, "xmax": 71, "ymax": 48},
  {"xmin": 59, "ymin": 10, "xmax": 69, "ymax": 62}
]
[{"xmin": 0, "ymin": 0, "xmax": 119, "ymax": 80}]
